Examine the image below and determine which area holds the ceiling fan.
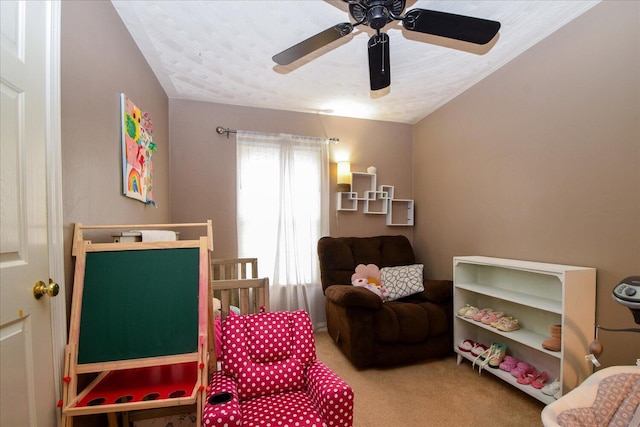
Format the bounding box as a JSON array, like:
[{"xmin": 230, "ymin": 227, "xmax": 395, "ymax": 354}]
[{"xmin": 272, "ymin": 0, "xmax": 501, "ymax": 91}]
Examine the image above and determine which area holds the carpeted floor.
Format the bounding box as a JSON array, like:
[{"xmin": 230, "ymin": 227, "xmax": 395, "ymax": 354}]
[{"xmin": 314, "ymin": 331, "xmax": 546, "ymax": 427}]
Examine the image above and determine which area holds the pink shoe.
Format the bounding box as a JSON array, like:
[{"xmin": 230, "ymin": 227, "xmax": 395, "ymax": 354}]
[
  {"xmin": 517, "ymin": 370, "xmax": 539, "ymax": 385},
  {"xmin": 511, "ymin": 362, "xmax": 535, "ymax": 378},
  {"xmin": 473, "ymin": 308, "xmax": 493, "ymax": 322},
  {"xmin": 481, "ymin": 311, "xmax": 504, "ymax": 325},
  {"xmin": 532, "ymin": 371, "xmax": 549, "ymax": 389},
  {"xmin": 499, "ymin": 355, "xmax": 519, "ymax": 372}
]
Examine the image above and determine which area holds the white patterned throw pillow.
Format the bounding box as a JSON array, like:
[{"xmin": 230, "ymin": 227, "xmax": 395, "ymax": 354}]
[{"xmin": 381, "ymin": 264, "xmax": 424, "ymax": 301}]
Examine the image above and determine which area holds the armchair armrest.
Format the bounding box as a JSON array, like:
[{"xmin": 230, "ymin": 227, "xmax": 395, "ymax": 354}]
[
  {"xmin": 305, "ymin": 360, "xmax": 354, "ymax": 427},
  {"xmin": 202, "ymin": 371, "xmax": 242, "ymax": 427},
  {"xmin": 324, "ymin": 285, "xmax": 383, "ymax": 309}
]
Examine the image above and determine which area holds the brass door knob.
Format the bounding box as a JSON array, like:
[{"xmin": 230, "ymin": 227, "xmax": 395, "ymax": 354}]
[{"xmin": 33, "ymin": 279, "xmax": 59, "ymax": 300}]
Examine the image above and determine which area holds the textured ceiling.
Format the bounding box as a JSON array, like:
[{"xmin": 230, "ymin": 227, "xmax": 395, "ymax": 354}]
[{"xmin": 112, "ymin": 0, "xmax": 599, "ymax": 124}]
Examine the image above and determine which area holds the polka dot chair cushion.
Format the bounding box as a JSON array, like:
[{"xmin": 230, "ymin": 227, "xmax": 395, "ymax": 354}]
[
  {"xmin": 241, "ymin": 390, "xmax": 326, "ymax": 427},
  {"xmin": 203, "ymin": 310, "xmax": 354, "ymax": 427},
  {"xmin": 246, "ymin": 311, "xmax": 293, "ymax": 363},
  {"xmin": 238, "ymin": 359, "xmax": 304, "ymax": 400},
  {"xmin": 222, "ymin": 311, "xmax": 316, "ymax": 377}
]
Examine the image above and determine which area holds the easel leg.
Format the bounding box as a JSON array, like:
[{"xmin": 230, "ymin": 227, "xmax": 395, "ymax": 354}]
[{"xmin": 107, "ymin": 412, "xmax": 119, "ymax": 427}]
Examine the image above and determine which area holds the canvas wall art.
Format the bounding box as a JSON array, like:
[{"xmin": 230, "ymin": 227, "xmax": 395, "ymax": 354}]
[{"xmin": 121, "ymin": 93, "xmax": 156, "ymax": 205}]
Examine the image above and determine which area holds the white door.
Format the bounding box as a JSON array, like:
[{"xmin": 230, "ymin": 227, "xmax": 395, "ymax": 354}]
[{"xmin": 1, "ymin": 1, "xmax": 60, "ymax": 426}]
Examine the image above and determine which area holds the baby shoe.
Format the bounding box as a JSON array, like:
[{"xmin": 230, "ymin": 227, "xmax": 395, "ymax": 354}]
[
  {"xmin": 458, "ymin": 339, "xmax": 475, "ymax": 352},
  {"xmin": 481, "ymin": 311, "xmax": 504, "ymax": 325},
  {"xmin": 511, "ymin": 362, "xmax": 535, "ymax": 378},
  {"xmin": 457, "ymin": 304, "xmax": 472, "ymax": 316},
  {"xmin": 542, "ymin": 378, "xmax": 561, "ymax": 398},
  {"xmin": 542, "ymin": 324, "xmax": 562, "ymax": 351},
  {"xmin": 463, "ymin": 306, "xmax": 480, "ymax": 319},
  {"xmin": 517, "ymin": 370, "xmax": 539, "ymax": 385},
  {"xmin": 487, "ymin": 343, "xmax": 507, "ymax": 368},
  {"xmin": 457, "ymin": 304, "xmax": 477, "ymax": 317},
  {"xmin": 499, "ymin": 355, "xmax": 519, "ymax": 372},
  {"xmin": 473, "ymin": 343, "xmax": 502, "ymax": 374},
  {"xmin": 531, "ymin": 371, "xmax": 549, "ymax": 389},
  {"xmin": 490, "ymin": 315, "xmax": 511, "ymax": 328},
  {"xmin": 473, "ymin": 308, "xmax": 493, "ymax": 322},
  {"xmin": 495, "ymin": 317, "xmax": 520, "ymax": 332},
  {"xmin": 471, "ymin": 343, "xmax": 489, "ymax": 358}
]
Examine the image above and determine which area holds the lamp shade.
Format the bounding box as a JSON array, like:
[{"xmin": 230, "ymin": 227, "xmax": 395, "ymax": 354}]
[{"xmin": 337, "ymin": 161, "xmax": 351, "ymax": 190}]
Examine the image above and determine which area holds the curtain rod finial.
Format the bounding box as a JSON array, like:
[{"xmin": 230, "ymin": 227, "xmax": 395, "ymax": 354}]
[{"xmin": 216, "ymin": 126, "xmax": 235, "ymax": 139}]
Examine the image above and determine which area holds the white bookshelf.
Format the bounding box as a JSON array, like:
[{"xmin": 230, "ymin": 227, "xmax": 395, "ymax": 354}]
[{"xmin": 453, "ymin": 256, "xmax": 596, "ymax": 404}]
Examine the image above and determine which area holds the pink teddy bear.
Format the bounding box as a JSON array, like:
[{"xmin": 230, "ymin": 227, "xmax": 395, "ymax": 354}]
[
  {"xmin": 351, "ymin": 264, "xmax": 388, "ymax": 300},
  {"xmin": 351, "ymin": 263, "xmax": 381, "ymax": 285}
]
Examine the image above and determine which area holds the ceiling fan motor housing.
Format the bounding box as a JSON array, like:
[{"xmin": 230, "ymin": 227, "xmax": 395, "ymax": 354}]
[
  {"xmin": 349, "ymin": 0, "xmax": 407, "ymax": 29},
  {"xmin": 368, "ymin": 6, "xmax": 389, "ymax": 29}
]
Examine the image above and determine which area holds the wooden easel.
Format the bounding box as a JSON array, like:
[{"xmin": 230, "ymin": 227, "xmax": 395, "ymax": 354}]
[{"xmin": 61, "ymin": 221, "xmax": 213, "ymax": 427}]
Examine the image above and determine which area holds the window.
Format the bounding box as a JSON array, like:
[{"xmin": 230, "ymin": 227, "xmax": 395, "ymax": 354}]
[{"xmin": 236, "ymin": 131, "xmax": 329, "ymax": 314}]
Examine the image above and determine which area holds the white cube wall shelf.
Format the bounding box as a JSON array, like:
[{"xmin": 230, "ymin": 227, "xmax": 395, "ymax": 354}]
[
  {"xmin": 336, "ymin": 171, "xmax": 414, "ymax": 226},
  {"xmin": 350, "ymin": 172, "xmax": 376, "ymax": 199},
  {"xmin": 379, "ymin": 185, "xmax": 394, "ymax": 199},
  {"xmin": 336, "ymin": 192, "xmax": 357, "ymax": 211},
  {"xmin": 363, "ymin": 191, "xmax": 389, "ymax": 215},
  {"xmin": 386, "ymin": 199, "xmax": 414, "ymax": 226}
]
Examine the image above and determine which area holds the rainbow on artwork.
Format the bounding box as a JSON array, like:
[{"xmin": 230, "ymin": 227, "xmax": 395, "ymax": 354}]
[{"xmin": 128, "ymin": 168, "xmax": 142, "ymax": 195}]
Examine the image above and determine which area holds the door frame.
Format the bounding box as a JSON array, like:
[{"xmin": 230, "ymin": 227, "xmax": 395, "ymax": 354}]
[{"xmin": 45, "ymin": 2, "xmax": 67, "ymax": 425}]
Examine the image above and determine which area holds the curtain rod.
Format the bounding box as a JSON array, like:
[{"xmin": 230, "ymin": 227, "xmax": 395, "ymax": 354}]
[{"xmin": 215, "ymin": 126, "xmax": 339, "ymax": 143}]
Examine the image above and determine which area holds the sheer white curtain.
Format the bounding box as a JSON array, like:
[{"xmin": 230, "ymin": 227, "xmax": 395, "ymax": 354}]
[{"xmin": 236, "ymin": 131, "xmax": 329, "ymax": 321}]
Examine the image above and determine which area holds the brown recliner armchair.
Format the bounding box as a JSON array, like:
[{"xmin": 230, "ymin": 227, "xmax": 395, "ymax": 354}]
[{"xmin": 317, "ymin": 235, "xmax": 453, "ymax": 369}]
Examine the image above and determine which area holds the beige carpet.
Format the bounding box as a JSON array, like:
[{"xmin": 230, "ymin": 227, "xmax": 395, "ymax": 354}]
[{"xmin": 314, "ymin": 331, "xmax": 546, "ymax": 427}]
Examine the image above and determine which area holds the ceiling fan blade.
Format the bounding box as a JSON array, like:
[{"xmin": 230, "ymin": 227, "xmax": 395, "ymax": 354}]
[
  {"xmin": 368, "ymin": 32, "xmax": 390, "ymax": 91},
  {"xmin": 403, "ymin": 9, "xmax": 500, "ymax": 45},
  {"xmin": 272, "ymin": 22, "xmax": 354, "ymax": 65}
]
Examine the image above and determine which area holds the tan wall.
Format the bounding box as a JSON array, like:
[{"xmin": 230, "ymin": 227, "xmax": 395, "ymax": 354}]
[
  {"xmin": 169, "ymin": 100, "xmax": 413, "ymax": 259},
  {"xmin": 412, "ymin": 1, "xmax": 640, "ymax": 367},
  {"xmin": 61, "ymin": 0, "xmax": 170, "ymax": 311}
]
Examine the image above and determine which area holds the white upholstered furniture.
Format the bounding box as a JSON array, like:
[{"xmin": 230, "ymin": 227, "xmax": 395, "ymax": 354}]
[{"xmin": 541, "ymin": 365, "xmax": 640, "ymax": 427}]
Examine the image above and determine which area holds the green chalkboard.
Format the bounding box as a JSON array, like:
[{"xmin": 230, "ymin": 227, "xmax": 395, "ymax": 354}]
[{"xmin": 78, "ymin": 247, "xmax": 200, "ymax": 364}]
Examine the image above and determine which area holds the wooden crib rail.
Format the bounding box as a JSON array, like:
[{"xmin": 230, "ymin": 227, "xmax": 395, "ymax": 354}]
[
  {"xmin": 210, "ymin": 257, "xmax": 258, "ymax": 280},
  {"xmin": 208, "ymin": 257, "xmax": 269, "ymax": 371},
  {"xmin": 211, "ymin": 278, "xmax": 270, "ymax": 319}
]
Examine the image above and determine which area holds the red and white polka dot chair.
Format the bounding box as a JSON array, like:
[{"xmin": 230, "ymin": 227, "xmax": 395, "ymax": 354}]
[{"xmin": 202, "ymin": 310, "xmax": 354, "ymax": 427}]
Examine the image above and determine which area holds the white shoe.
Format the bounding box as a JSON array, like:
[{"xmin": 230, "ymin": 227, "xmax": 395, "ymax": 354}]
[
  {"xmin": 472, "ymin": 344, "xmax": 498, "ymax": 375},
  {"xmin": 541, "ymin": 378, "xmax": 561, "ymax": 397}
]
